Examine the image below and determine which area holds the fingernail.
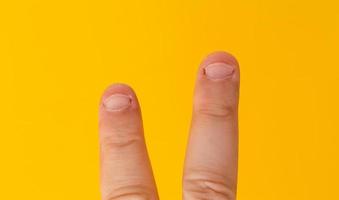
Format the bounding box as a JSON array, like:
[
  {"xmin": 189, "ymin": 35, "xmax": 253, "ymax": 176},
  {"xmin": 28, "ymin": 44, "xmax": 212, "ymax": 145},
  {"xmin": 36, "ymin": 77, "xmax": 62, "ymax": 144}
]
[
  {"xmin": 103, "ymin": 94, "xmax": 131, "ymax": 111},
  {"xmin": 204, "ymin": 62, "xmax": 234, "ymax": 80}
]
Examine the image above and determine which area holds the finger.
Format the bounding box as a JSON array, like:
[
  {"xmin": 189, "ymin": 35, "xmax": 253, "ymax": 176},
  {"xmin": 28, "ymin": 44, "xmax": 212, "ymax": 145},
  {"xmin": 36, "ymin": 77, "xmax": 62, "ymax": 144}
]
[
  {"xmin": 183, "ymin": 51, "xmax": 240, "ymax": 200},
  {"xmin": 99, "ymin": 83, "xmax": 158, "ymax": 200}
]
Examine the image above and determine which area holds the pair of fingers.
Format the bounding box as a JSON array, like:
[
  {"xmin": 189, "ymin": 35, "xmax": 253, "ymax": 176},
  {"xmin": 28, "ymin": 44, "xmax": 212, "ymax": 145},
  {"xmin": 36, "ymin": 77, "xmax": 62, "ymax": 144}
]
[{"xmin": 98, "ymin": 51, "xmax": 240, "ymax": 200}]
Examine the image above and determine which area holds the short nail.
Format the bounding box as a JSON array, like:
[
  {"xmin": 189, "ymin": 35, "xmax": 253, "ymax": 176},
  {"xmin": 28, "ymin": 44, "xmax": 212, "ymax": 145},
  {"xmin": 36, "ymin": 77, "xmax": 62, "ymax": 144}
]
[
  {"xmin": 204, "ymin": 62, "xmax": 234, "ymax": 80},
  {"xmin": 103, "ymin": 94, "xmax": 131, "ymax": 111}
]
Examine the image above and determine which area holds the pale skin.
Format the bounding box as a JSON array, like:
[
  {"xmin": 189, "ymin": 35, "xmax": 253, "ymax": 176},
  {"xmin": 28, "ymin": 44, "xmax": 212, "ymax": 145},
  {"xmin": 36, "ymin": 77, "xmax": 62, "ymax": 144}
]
[{"xmin": 98, "ymin": 51, "xmax": 240, "ymax": 200}]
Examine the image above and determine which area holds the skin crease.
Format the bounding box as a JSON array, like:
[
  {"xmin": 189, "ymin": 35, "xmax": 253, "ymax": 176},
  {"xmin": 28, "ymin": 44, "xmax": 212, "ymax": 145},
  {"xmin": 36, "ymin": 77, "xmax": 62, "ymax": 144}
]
[{"xmin": 98, "ymin": 51, "xmax": 240, "ymax": 200}]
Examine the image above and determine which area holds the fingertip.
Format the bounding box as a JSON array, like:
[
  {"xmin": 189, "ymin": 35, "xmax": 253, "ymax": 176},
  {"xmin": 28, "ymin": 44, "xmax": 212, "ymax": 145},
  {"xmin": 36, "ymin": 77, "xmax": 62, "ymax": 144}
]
[
  {"xmin": 100, "ymin": 83, "xmax": 140, "ymax": 112},
  {"xmin": 193, "ymin": 51, "xmax": 240, "ymax": 117},
  {"xmin": 201, "ymin": 51, "xmax": 239, "ymax": 68},
  {"xmin": 198, "ymin": 51, "xmax": 240, "ymax": 82}
]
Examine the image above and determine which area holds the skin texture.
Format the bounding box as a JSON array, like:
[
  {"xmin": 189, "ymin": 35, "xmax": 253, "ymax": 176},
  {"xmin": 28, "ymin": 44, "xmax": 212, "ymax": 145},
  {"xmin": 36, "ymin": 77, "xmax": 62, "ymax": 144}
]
[{"xmin": 98, "ymin": 51, "xmax": 240, "ymax": 200}]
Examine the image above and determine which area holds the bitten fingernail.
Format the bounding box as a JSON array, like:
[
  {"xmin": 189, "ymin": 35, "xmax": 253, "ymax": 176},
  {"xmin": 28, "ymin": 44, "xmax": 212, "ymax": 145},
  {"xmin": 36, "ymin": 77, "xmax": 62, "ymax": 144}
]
[
  {"xmin": 103, "ymin": 94, "xmax": 131, "ymax": 111},
  {"xmin": 204, "ymin": 62, "xmax": 234, "ymax": 80}
]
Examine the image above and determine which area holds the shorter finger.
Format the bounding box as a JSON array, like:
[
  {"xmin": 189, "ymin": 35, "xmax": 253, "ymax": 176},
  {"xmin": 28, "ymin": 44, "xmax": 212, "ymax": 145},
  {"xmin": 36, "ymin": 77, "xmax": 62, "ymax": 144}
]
[{"xmin": 99, "ymin": 84, "xmax": 158, "ymax": 200}]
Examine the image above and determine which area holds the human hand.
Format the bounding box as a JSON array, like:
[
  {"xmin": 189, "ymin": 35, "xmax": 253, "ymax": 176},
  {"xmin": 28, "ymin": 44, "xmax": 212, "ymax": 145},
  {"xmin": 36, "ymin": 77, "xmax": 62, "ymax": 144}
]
[{"xmin": 98, "ymin": 51, "xmax": 240, "ymax": 200}]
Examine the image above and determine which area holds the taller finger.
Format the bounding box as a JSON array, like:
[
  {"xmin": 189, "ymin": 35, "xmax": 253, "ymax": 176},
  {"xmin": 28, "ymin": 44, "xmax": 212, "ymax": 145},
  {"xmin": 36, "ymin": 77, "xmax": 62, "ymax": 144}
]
[{"xmin": 183, "ymin": 52, "xmax": 240, "ymax": 200}]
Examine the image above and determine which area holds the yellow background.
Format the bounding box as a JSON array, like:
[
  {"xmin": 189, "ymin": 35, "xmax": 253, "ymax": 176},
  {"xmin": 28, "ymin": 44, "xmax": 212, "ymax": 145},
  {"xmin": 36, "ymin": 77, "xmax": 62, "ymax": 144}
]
[{"xmin": 1, "ymin": 0, "xmax": 339, "ymax": 199}]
